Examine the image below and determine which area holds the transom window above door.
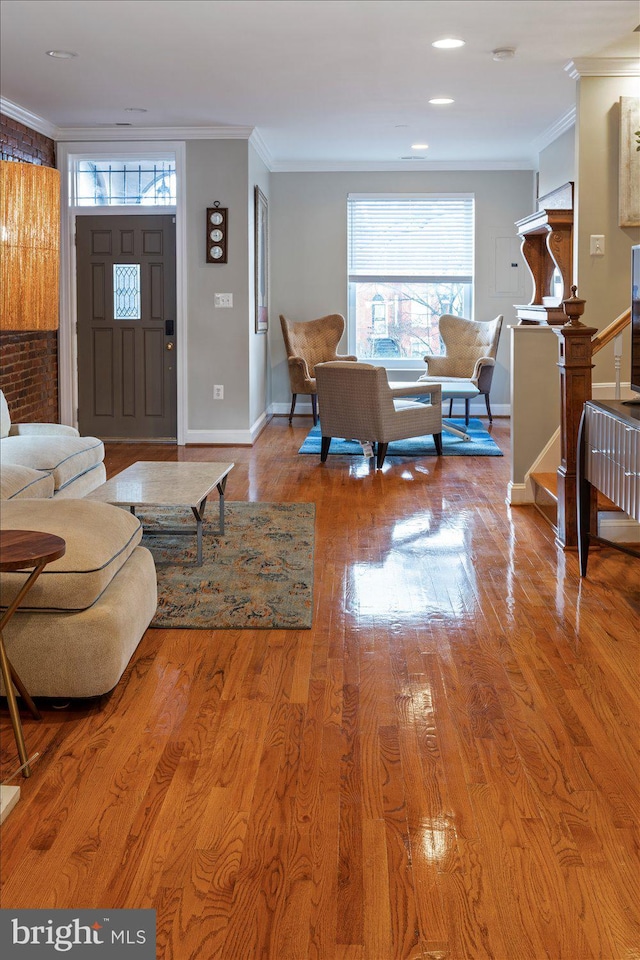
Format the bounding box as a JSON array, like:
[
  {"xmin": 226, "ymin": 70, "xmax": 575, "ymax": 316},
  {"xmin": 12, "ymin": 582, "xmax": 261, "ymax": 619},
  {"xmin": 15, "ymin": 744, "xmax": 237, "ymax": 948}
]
[{"xmin": 74, "ymin": 159, "xmax": 176, "ymax": 206}]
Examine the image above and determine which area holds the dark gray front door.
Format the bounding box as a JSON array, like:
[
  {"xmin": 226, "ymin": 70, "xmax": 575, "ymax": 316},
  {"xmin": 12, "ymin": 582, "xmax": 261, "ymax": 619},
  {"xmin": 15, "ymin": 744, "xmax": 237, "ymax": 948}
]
[{"xmin": 76, "ymin": 215, "xmax": 177, "ymax": 440}]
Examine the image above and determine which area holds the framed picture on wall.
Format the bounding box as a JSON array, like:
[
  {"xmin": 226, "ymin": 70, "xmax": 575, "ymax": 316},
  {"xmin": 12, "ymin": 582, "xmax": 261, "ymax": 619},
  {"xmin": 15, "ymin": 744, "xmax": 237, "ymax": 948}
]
[
  {"xmin": 254, "ymin": 186, "xmax": 268, "ymax": 333},
  {"xmin": 619, "ymin": 97, "xmax": 640, "ymax": 227}
]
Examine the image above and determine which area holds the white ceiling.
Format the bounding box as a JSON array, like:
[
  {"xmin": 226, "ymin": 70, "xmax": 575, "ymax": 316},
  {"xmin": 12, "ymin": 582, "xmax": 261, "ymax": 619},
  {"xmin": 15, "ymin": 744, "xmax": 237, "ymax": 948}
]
[{"xmin": 1, "ymin": 0, "xmax": 638, "ymax": 168}]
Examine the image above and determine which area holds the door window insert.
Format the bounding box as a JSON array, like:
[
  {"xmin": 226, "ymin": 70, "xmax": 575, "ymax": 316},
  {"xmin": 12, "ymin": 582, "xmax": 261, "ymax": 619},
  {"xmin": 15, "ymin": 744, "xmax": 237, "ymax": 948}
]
[{"xmin": 113, "ymin": 264, "xmax": 141, "ymax": 319}]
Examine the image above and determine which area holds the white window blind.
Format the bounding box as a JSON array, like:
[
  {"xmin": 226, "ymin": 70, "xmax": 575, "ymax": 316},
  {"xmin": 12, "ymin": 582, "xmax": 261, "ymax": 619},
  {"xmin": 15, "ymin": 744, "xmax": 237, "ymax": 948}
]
[{"xmin": 348, "ymin": 196, "xmax": 474, "ymax": 279}]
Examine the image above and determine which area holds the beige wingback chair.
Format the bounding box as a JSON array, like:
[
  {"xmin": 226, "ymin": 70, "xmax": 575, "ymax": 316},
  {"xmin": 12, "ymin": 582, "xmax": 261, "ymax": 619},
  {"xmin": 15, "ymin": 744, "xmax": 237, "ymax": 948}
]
[
  {"xmin": 315, "ymin": 361, "xmax": 442, "ymax": 469},
  {"xmin": 419, "ymin": 314, "xmax": 503, "ymax": 421},
  {"xmin": 280, "ymin": 314, "xmax": 357, "ymax": 424}
]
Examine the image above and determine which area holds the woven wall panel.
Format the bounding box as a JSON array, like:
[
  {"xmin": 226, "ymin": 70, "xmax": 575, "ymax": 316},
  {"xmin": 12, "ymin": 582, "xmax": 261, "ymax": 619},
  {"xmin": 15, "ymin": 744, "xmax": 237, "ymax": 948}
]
[{"xmin": 1, "ymin": 160, "xmax": 60, "ymax": 330}]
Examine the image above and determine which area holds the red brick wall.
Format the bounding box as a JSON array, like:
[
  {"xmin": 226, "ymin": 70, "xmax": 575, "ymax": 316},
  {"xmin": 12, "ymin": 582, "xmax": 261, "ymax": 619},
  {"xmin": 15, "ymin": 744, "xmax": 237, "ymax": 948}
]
[
  {"xmin": 0, "ymin": 113, "xmax": 59, "ymax": 421},
  {"xmin": 0, "ymin": 115, "xmax": 56, "ymax": 167}
]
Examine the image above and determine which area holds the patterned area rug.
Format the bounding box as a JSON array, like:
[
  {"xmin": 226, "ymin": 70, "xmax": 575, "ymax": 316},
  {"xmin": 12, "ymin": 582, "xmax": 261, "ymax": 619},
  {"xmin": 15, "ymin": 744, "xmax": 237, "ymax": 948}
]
[
  {"xmin": 139, "ymin": 502, "xmax": 315, "ymax": 629},
  {"xmin": 298, "ymin": 419, "xmax": 503, "ymax": 457}
]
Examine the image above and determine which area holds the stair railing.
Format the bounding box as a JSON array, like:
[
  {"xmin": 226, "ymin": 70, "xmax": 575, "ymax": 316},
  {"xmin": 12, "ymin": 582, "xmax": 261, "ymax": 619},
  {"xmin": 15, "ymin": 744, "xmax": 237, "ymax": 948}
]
[{"xmin": 554, "ymin": 300, "xmax": 631, "ymax": 549}]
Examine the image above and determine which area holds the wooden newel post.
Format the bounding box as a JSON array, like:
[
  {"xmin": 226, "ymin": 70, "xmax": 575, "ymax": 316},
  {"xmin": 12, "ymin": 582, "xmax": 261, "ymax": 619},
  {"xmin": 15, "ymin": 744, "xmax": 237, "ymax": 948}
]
[{"xmin": 554, "ymin": 286, "xmax": 597, "ymax": 550}]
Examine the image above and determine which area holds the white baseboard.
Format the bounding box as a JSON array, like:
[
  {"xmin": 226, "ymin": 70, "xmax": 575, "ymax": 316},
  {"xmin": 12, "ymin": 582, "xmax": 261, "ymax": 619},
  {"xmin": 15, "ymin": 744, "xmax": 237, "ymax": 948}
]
[
  {"xmin": 598, "ymin": 513, "xmax": 640, "ymax": 543},
  {"xmin": 0, "ymin": 785, "xmax": 20, "ymax": 825},
  {"xmin": 250, "ymin": 410, "xmax": 270, "ymax": 442},
  {"xmin": 185, "ymin": 428, "xmax": 253, "ymax": 445},
  {"xmin": 507, "ymin": 482, "xmax": 531, "ymax": 505}
]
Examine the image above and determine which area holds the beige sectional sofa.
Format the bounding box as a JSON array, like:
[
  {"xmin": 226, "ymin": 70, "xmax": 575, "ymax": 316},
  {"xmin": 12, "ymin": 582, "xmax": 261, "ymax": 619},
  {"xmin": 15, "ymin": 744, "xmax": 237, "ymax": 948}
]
[
  {"xmin": 1, "ymin": 390, "xmax": 106, "ymax": 500},
  {"xmin": 0, "ymin": 392, "xmax": 157, "ymax": 699}
]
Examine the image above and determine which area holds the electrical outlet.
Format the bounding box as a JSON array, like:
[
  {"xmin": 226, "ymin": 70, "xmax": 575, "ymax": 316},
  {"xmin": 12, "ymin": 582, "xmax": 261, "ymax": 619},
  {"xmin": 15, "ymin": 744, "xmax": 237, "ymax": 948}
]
[
  {"xmin": 213, "ymin": 384, "xmax": 224, "ymax": 400},
  {"xmin": 214, "ymin": 293, "xmax": 233, "ymax": 308}
]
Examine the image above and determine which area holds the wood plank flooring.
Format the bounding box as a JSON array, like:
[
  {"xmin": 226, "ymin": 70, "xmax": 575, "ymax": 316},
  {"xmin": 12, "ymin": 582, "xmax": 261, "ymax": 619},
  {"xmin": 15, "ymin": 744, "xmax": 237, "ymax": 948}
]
[{"xmin": 1, "ymin": 417, "xmax": 638, "ymax": 959}]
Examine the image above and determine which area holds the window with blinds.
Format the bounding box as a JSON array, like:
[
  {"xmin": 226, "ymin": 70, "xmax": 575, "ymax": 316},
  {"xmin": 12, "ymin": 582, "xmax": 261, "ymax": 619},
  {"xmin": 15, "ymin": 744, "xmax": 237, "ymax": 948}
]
[{"xmin": 347, "ymin": 195, "xmax": 474, "ymax": 362}]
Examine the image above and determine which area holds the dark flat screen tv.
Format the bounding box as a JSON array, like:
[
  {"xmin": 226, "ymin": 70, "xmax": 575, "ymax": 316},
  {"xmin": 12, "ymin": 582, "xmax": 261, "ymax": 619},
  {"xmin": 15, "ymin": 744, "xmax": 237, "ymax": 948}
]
[{"xmin": 630, "ymin": 244, "xmax": 640, "ymax": 401}]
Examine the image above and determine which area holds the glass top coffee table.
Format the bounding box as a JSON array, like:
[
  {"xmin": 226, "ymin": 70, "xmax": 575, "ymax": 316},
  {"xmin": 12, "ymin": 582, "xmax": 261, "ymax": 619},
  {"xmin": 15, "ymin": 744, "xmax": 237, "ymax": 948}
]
[{"xmin": 86, "ymin": 461, "xmax": 234, "ymax": 565}]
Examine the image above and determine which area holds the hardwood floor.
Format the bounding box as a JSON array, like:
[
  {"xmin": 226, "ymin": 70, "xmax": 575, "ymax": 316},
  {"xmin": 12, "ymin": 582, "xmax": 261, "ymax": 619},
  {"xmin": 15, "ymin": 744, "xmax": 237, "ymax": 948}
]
[{"xmin": 1, "ymin": 417, "xmax": 638, "ymax": 959}]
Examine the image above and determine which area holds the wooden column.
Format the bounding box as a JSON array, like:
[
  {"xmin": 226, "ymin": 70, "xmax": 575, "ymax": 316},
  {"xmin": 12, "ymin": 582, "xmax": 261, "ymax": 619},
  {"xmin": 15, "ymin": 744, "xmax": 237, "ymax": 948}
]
[{"xmin": 553, "ymin": 288, "xmax": 597, "ymax": 550}]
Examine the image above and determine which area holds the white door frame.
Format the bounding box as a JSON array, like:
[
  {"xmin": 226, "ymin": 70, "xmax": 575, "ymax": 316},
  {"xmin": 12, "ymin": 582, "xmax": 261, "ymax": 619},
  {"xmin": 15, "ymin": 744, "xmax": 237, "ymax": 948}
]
[{"xmin": 57, "ymin": 140, "xmax": 187, "ymax": 445}]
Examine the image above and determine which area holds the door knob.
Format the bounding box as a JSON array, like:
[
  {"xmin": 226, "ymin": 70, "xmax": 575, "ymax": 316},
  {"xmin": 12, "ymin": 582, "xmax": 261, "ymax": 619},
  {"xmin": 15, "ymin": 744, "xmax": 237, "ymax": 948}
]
[{"xmin": 166, "ymin": 342, "xmax": 174, "ymax": 351}]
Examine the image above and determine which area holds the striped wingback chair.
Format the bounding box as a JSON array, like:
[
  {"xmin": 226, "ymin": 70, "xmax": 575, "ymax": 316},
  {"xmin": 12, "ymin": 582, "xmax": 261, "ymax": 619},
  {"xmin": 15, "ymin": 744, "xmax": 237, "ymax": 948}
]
[
  {"xmin": 315, "ymin": 361, "xmax": 442, "ymax": 469},
  {"xmin": 280, "ymin": 314, "xmax": 357, "ymax": 425},
  {"xmin": 419, "ymin": 314, "xmax": 503, "ymax": 421}
]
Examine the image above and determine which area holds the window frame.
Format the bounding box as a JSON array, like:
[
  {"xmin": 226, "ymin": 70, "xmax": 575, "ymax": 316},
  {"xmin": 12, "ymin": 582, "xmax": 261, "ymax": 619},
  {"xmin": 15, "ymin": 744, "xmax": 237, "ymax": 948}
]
[{"xmin": 347, "ymin": 193, "xmax": 475, "ymax": 369}]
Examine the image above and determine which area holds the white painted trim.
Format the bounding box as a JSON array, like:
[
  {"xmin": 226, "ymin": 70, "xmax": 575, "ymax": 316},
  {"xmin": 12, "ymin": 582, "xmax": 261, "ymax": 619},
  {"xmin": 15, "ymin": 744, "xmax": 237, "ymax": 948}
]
[
  {"xmin": 0, "ymin": 96, "xmax": 57, "ymax": 139},
  {"xmin": 250, "ymin": 410, "xmax": 270, "ymax": 442},
  {"xmin": 565, "ymin": 58, "xmax": 640, "ymax": 79},
  {"xmin": 270, "ymin": 159, "xmax": 535, "ymax": 173},
  {"xmin": 507, "ymin": 482, "xmax": 530, "ymax": 505},
  {"xmin": 249, "ymin": 129, "xmax": 274, "ymax": 170},
  {"xmin": 599, "ymin": 514, "xmax": 640, "ymax": 543},
  {"xmin": 530, "ymin": 107, "xmax": 576, "ymax": 156},
  {"xmin": 185, "ymin": 429, "xmax": 252, "ymax": 446},
  {"xmin": 55, "ymin": 125, "xmax": 254, "ymax": 142},
  {"xmin": 57, "ymin": 140, "xmax": 188, "ymax": 444}
]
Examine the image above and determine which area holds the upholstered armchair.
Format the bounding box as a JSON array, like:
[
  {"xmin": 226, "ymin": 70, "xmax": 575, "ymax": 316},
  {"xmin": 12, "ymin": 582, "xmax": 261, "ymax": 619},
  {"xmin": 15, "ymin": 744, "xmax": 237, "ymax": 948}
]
[
  {"xmin": 315, "ymin": 361, "xmax": 442, "ymax": 469},
  {"xmin": 279, "ymin": 314, "xmax": 357, "ymax": 424},
  {"xmin": 419, "ymin": 314, "xmax": 503, "ymax": 421}
]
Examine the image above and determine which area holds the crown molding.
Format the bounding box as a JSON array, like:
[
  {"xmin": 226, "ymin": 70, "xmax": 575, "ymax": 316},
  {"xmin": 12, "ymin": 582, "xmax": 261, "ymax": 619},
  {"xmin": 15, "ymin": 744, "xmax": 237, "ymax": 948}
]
[
  {"xmin": 0, "ymin": 97, "xmax": 58, "ymax": 140},
  {"xmin": 54, "ymin": 124, "xmax": 255, "ymax": 142},
  {"xmin": 530, "ymin": 106, "xmax": 576, "ymax": 156},
  {"xmin": 565, "ymin": 58, "xmax": 640, "ymax": 79},
  {"xmin": 249, "ymin": 128, "xmax": 273, "ymax": 169},
  {"xmin": 269, "ymin": 159, "xmax": 535, "ymax": 173}
]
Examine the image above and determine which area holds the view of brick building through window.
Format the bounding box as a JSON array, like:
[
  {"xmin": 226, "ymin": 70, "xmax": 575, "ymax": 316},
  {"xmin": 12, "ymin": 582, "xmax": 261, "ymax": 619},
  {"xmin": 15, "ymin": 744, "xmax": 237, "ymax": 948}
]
[{"xmin": 352, "ymin": 279, "xmax": 469, "ymax": 359}]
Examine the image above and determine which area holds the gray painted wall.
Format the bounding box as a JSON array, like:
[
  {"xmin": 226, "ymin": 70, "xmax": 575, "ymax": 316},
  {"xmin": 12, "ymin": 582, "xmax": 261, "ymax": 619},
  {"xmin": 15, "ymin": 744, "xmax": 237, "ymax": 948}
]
[
  {"xmin": 538, "ymin": 127, "xmax": 575, "ymax": 199},
  {"xmin": 269, "ymin": 170, "xmax": 535, "ymax": 412},
  {"xmin": 575, "ymin": 76, "xmax": 640, "ymax": 384},
  {"xmin": 186, "ymin": 139, "xmax": 251, "ymax": 431},
  {"xmin": 248, "ymin": 143, "xmax": 271, "ymax": 429}
]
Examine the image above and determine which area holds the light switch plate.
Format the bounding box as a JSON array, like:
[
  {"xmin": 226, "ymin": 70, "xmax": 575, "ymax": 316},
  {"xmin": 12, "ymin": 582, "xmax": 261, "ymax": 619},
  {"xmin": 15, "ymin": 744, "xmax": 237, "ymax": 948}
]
[
  {"xmin": 590, "ymin": 235, "xmax": 605, "ymax": 256},
  {"xmin": 214, "ymin": 293, "xmax": 233, "ymax": 308}
]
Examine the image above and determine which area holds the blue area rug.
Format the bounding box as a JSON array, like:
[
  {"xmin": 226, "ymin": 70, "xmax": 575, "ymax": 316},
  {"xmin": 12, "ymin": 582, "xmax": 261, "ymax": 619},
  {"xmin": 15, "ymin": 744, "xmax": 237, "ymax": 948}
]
[{"xmin": 298, "ymin": 419, "xmax": 502, "ymax": 457}]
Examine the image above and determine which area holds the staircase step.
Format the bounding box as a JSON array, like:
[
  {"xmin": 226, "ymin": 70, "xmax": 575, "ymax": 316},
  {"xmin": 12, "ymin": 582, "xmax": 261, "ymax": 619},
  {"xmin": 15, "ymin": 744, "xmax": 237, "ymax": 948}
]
[
  {"xmin": 530, "ymin": 472, "xmax": 558, "ymax": 528},
  {"xmin": 531, "ymin": 472, "xmax": 557, "ymax": 503},
  {"xmin": 529, "ymin": 471, "xmax": 623, "ymax": 531}
]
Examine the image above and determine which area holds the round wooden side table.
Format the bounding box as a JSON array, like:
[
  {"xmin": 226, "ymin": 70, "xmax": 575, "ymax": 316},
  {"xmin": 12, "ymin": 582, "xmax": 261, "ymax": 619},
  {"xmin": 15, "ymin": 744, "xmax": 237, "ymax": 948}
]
[{"xmin": 0, "ymin": 529, "xmax": 66, "ymax": 777}]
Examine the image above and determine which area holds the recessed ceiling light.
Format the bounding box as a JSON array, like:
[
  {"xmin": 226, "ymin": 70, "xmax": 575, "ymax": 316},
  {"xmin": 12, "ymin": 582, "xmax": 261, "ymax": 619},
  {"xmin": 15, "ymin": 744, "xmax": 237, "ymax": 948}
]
[
  {"xmin": 429, "ymin": 98, "xmax": 455, "ymax": 105},
  {"xmin": 125, "ymin": 107, "xmax": 148, "ymax": 113},
  {"xmin": 411, "ymin": 143, "xmax": 429, "ymax": 150},
  {"xmin": 46, "ymin": 49, "xmax": 78, "ymax": 59},
  {"xmin": 432, "ymin": 38, "xmax": 465, "ymax": 49}
]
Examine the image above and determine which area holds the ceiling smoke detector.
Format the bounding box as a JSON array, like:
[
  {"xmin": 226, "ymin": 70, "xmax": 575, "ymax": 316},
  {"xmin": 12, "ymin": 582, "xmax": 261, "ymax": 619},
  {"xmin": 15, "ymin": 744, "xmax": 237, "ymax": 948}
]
[{"xmin": 492, "ymin": 47, "xmax": 516, "ymax": 61}]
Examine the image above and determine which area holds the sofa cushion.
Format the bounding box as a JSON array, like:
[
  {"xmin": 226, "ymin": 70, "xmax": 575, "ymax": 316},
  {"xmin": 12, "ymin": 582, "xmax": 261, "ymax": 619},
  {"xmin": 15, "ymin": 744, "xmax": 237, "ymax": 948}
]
[
  {"xmin": 0, "ymin": 435, "xmax": 104, "ymax": 493},
  {"xmin": 0, "ymin": 499, "xmax": 143, "ymax": 612},
  {"xmin": 0, "ymin": 463, "xmax": 55, "ymax": 500}
]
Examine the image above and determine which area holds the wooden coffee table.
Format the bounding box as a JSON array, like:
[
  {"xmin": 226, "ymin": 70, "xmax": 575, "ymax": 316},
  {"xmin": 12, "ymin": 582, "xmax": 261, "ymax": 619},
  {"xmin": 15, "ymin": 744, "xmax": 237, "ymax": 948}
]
[
  {"xmin": 86, "ymin": 461, "xmax": 234, "ymax": 565},
  {"xmin": 0, "ymin": 529, "xmax": 66, "ymax": 777}
]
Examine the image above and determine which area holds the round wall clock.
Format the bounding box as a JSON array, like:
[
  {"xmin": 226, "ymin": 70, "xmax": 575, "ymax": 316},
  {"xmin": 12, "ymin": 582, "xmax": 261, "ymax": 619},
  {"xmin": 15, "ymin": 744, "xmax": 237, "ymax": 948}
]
[{"xmin": 206, "ymin": 204, "xmax": 228, "ymax": 263}]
